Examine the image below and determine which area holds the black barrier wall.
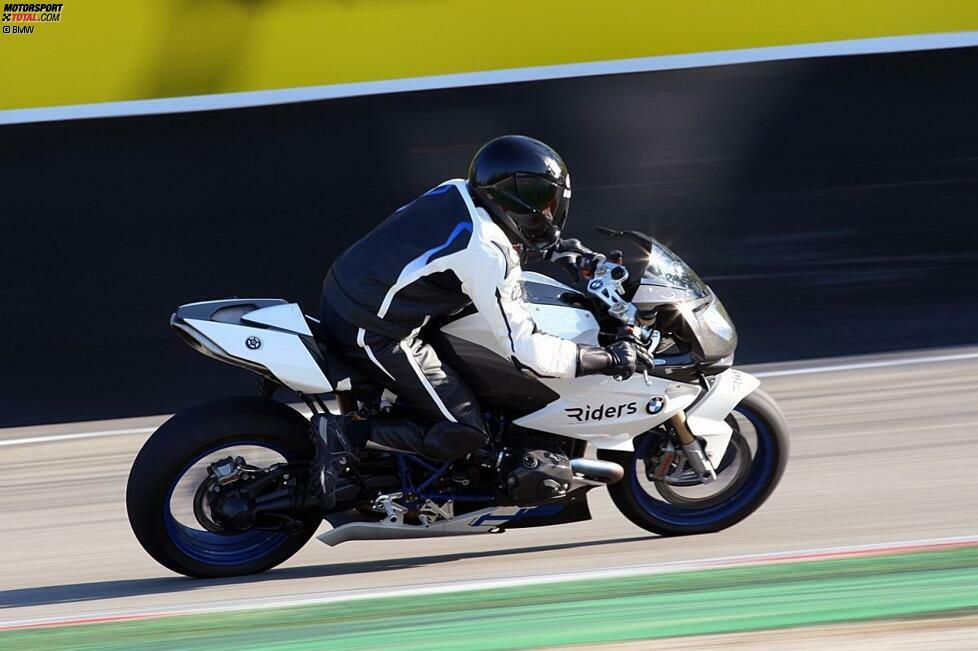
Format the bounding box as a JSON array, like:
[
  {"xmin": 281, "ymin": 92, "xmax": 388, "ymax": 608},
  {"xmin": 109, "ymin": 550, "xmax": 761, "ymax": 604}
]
[{"xmin": 2, "ymin": 47, "xmax": 977, "ymax": 426}]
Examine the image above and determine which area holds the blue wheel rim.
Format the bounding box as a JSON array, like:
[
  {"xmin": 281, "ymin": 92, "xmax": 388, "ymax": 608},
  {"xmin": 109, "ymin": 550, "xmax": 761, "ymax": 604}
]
[
  {"xmin": 163, "ymin": 441, "xmax": 292, "ymax": 566},
  {"xmin": 630, "ymin": 404, "xmax": 776, "ymax": 527}
]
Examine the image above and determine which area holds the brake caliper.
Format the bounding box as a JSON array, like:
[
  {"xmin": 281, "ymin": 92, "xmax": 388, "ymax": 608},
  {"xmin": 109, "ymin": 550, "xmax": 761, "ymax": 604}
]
[
  {"xmin": 648, "ymin": 441, "xmax": 676, "ymax": 481},
  {"xmin": 208, "ymin": 456, "xmax": 245, "ymax": 485}
]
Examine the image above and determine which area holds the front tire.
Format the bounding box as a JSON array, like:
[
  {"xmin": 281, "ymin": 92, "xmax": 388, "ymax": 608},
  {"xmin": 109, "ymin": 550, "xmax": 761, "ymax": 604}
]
[
  {"xmin": 599, "ymin": 387, "xmax": 789, "ymax": 536},
  {"xmin": 127, "ymin": 397, "xmax": 321, "ymax": 578}
]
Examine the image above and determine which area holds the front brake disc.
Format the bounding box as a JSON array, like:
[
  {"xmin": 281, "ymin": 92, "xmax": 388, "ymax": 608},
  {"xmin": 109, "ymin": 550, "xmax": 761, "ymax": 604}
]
[{"xmin": 655, "ymin": 431, "xmax": 752, "ymax": 508}]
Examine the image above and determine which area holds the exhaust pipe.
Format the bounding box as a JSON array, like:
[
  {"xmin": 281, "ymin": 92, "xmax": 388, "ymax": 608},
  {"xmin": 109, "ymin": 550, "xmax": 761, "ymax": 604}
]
[
  {"xmin": 318, "ymin": 505, "xmax": 510, "ymax": 546},
  {"xmin": 571, "ymin": 458, "xmax": 624, "ymax": 484},
  {"xmin": 318, "ymin": 461, "xmax": 625, "ymax": 546}
]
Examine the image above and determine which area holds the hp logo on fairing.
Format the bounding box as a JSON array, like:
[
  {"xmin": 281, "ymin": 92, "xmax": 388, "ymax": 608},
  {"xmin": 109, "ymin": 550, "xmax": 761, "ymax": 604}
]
[
  {"xmin": 245, "ymin": 336, "xmax": 262, "ymax": 350},
  {"xmin": 646, "ymin": 396, "xmax": 665, "ymax": 414}
]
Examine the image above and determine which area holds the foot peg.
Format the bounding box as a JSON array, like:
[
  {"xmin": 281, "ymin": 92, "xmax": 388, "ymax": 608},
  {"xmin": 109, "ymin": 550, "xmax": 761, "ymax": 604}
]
[{"xmin": 374, "ymin": 493, "xmax": 408, "ymax": 524}]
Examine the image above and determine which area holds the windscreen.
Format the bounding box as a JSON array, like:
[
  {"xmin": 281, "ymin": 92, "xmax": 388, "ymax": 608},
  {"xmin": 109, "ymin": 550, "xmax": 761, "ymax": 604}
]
[{"xmin": 642, "ymin": 239, "xmax": 710, "ymax": 300}]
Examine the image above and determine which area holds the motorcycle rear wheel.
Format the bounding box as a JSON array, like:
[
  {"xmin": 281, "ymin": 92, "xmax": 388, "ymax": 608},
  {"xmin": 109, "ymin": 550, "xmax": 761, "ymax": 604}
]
[
  {"xmin": 598, "ymin": 387, "xmax": 789, "ymax": 536},
  {"xmin": 126, "ymin": 396, "xmax": 321, "ymax": 578}
]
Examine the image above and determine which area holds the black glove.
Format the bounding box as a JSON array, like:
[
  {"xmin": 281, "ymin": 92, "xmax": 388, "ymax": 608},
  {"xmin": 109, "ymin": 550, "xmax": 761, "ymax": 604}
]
[
  {"xmin": 552, "ymin": 237, "xmax": 592, "ymax": 256},
  {"xmin": 577, "ymin": 340, "xmax": 643, "ymax": 379},
  {"xmin": 550, "ymin": 238, "xmax": 606, "ymax": 281},
  {"xmin": 616, "ymin": 330, "xmax": 655, "ymax": 374},
  {"xmin": 605, "ymin": 340, "xmax": 642, "ymax": 379}
]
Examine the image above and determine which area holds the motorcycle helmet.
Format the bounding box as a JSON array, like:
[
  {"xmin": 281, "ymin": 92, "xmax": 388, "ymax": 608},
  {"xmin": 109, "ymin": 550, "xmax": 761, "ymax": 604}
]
[{"xmin": 467, "ymin": 135, "xmax": 571, "ymax": 251}]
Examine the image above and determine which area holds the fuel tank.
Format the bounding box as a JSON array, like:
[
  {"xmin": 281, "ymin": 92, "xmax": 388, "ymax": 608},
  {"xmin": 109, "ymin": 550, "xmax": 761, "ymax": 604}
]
[{"xmin": 430, "ymin": 272, "xmax": 599, "ymax": 415}]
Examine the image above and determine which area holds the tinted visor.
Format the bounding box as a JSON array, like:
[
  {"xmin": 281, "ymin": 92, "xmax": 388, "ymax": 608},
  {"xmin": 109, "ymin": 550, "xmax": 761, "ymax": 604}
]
[{"xmin": 506, "ymin": 173, "xmax": 569, "ymax": 249}]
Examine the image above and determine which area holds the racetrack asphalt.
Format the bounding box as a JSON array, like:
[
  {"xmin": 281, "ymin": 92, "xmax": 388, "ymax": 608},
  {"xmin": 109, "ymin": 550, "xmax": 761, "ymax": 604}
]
[{"xmin": 2, "ymin": 346, "xmax": 977, "ymax": 629}]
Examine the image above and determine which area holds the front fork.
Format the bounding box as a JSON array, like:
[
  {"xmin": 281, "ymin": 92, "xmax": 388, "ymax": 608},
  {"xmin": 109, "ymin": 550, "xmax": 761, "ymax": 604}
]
[{"xmin": 669, "ymin": 412, "xmax": 717, "ymax": 483}]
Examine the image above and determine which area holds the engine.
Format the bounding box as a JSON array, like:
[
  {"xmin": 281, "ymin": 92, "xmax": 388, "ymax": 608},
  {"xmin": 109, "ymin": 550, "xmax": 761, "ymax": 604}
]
[{"xmin": 499, "ymin": 448, "xmax": 574, "ymax": 505}]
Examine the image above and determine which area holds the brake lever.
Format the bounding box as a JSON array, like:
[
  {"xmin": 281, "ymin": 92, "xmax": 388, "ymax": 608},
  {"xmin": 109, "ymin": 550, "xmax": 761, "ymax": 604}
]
[{"xmin": 640, "ymin": 332, "xmax": 658, "ymax": 386}]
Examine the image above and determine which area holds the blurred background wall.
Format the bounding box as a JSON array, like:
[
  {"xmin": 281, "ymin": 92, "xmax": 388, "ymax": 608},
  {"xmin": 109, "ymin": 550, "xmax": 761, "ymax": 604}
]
[
  {"xmin": 1, "ymin": 3, "xmax": 977, "ymax": 426},
  {"xmin": 2, "ymin": 1, "xmax": 976, "ymax": 110}
]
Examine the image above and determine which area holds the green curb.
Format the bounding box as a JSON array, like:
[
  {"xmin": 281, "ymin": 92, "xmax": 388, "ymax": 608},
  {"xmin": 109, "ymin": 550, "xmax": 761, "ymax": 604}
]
[{"xmin": 4, "ymin": 546, "xmax": 978, "ymax": 650}]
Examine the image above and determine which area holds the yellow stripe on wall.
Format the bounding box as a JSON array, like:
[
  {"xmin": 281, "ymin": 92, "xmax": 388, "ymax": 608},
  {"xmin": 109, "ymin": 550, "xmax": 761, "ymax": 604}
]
[{"xmin": 1, "ymin": 1, "xmax": 977, "ymax": 111}]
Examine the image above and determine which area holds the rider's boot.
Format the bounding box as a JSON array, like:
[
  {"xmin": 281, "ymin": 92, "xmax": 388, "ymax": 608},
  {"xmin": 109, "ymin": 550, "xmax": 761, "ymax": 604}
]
[{"xmin": 309, "ymin": 412, "xmax": 363, "ymax": 511}]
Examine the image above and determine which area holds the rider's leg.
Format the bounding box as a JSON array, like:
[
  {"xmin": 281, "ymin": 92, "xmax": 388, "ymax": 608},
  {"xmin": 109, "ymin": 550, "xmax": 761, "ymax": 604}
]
[
  {"xmin": 361, "ymin": 333, "xmax": 488, "ymax": 459},
  {"xmin": 318, "ymin": 318, "xmax": 488, "ymax": 461}
]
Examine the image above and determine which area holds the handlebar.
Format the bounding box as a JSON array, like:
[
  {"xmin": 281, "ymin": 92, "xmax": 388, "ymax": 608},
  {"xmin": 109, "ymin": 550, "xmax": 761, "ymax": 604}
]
[
  {"xmin": 585, "ymin": 260, "xmax": 638, "ymax": 324},
  {"xmin": 585, "ymin": 260, "xmax": 659, "ymax": 384}
]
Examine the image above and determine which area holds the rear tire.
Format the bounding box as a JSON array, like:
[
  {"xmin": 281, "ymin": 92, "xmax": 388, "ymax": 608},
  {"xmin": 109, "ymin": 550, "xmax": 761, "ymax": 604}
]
[
  {"xmin": 127, "ymin": 397, "xmax": 321, "ymax": 578},
  {"xmin": 599, "ymin": 388, "xmax": 789, "ymax": 536}
]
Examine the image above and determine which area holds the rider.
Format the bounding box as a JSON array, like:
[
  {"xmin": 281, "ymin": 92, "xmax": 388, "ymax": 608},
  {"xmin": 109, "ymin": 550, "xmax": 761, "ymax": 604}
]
[{"xmin": 313, "ymin": 135, "xmax": 652, "ymax": 507}]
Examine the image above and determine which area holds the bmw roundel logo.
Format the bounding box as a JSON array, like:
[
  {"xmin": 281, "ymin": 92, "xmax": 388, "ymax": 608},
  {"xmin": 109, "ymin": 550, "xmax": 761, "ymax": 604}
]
[
  {"xmin": 646, "ymin": 396, "xmax": 665, "ymax": 414},
  {"xmin": 245, "ymin": 336, "xmax": 262, "ymax": 350}
]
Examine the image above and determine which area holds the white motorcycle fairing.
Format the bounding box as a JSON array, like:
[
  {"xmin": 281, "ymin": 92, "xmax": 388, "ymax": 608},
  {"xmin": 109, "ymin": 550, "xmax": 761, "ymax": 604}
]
[
  {"xmin": 170, "ymin": 273, "xmax": 760, "ymax": 461},
  {"xmin": 441, "ymin": 301, "xmax": 758, "ymax": 458},
  {"xmin": 686, "ymin": 368, "xmax": 761, "ymax": 465},
  {"xmin": 171, "ymin": 299, "xmax": 335, "ymax": 394}
]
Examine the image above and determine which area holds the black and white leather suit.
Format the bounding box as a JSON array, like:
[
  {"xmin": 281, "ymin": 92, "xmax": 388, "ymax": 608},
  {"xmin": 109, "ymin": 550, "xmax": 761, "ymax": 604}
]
[{"xmin": 319, "ymin": 179, "xmax": 579, "ymax": 458}]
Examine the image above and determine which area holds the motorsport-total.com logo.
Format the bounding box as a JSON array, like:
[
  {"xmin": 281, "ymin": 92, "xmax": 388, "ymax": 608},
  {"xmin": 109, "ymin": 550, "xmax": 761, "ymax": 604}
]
[{"xmin": 1, "ymin": 3, "xmax": 63, "ymax": 35}]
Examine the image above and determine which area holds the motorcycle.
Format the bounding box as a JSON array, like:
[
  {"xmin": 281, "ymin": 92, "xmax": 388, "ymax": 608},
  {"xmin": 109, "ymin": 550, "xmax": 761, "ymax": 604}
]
[{"xmin": 127, "ymin": 228, "xmax": 788, "ymax": 578}]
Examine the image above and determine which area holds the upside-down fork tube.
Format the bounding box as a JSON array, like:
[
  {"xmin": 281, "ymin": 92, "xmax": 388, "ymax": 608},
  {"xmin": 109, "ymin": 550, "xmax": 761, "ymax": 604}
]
[{"xmin": 670, "ymin": 411, "xmax": 717, "ymax": 483}]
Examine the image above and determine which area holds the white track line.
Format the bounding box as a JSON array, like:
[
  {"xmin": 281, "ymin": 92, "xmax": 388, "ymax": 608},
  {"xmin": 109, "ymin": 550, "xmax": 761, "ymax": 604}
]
[
  {"xmin": 753, "ymin": 351, "xmax": 978, "ymax": 377},
  {"xmin": 1, "ymin": 350, "xmax": 975, "ymax": 447},
  {"xmin": 3, "ymin": 534, "xmax": 977, "ymax": 630},
  {"xmin": 2, "ymin": 32, "xmax": 977, "ymax": 125},
  {"xmin": 0, "ymin": 428, "xmax": 156, "ymax": 448}
]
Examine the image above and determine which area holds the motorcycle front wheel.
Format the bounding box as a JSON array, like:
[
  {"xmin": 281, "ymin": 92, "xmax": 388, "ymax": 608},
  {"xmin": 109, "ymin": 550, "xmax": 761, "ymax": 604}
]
[
  {"xmin": 598, "ymin": 387, "xmax": 789, "ymax": 536},
  {"xmin": 126, "ymin": 397, "xmax": 321, "ymax": 578}
]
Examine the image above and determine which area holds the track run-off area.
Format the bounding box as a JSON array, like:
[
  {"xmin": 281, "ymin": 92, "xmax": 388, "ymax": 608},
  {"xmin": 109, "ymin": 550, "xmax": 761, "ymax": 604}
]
[{"xmin": 1, "ymin": 346, "xmax": 977, "ymax": 644}]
